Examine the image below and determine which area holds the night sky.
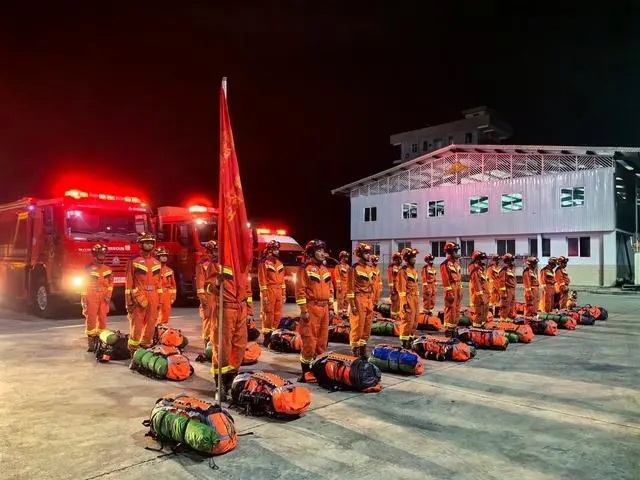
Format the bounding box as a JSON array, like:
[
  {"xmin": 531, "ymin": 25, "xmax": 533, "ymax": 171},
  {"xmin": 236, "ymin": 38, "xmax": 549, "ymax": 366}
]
[{"xmin": 1, "ymin": 3, "xmax": 639, "ymax": 253}]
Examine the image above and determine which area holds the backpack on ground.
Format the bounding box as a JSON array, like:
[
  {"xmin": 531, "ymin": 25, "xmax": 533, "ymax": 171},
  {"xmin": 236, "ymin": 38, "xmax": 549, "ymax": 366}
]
[
  {"xmin": 154, "ymin": 324, "xmax": 189, "ymax": 349},
  {"xmin": 374, "ymin": 303, "xmax": 391, "ymax": 318},
  {"xmin": 247, "ymin": 316, "xmax": 261, "ymax": 341},
  {"xmin": 454, "ymin": 327, "xmax": 509, "ymax": 350},
  {"xmin": 516, "ymin": 317, "xmax": 558, "ymax": 336},
  {"xmin": 278, "ymin": 317, "xmax": 299, "ymax": 331},
  {"xmin": 484, "ymin": 320, "xmax": 535, "ymax": 343},
  {"xmin": 131, "ymin": 345, "xmax": 194, "ymax": 381},
  {"xmin": 328, "ymin": 318, "xmax": 350, "ymax": 344},
  {"xmin": 143, "ymin": 392, "xmax": 237, "ymax": 456},
  {"xmin": 311, "ymin": 352, "xmax": 382, "ymax": 393},
  {"xmin": 95, "ymin": 329, "xmax": 131, "ymax": 362},
  {"xmin": 230, "ymin": 371, "xmax": 311, "ymax": 417},
  {"xmin": 368, "ymin": 344, "xmax": 424, "ymax": 375},
  {"xmin": 370, "ymin": 318, "xmax": 399, "ymax": 336},
  {"xmin": 268, "ymin": 329, "xmax": 302, "ymax": 353},
  {"xmin": 196, "ymin": 341, "xmax": 262, "ymax": 366},
  {"xmin": 416, "ymin": 313, "xmax": 442, "ymax": 331},
  {"xmin": 412, "ymin": 336, "xmax": 475, "ymax": 362},
  {"xmin": 538, "ymin": 312, "xmax": 577, "ymax": 330}
]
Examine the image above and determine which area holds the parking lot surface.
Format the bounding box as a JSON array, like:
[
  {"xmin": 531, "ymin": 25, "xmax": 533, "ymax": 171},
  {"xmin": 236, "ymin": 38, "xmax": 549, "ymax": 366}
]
[{"xmin": 0, "ymin": 292, "xmax": 638, "ymax": 480}]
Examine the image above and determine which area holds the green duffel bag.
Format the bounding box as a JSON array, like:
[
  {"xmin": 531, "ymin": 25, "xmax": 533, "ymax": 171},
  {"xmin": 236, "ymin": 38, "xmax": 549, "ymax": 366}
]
[
  {"xmin": 374, "ymin": 303, "xmax": 392, "ymax": 318},
  {"xmin": 370, "ymin": 319, "xmax": 399, "ymax": 336}
]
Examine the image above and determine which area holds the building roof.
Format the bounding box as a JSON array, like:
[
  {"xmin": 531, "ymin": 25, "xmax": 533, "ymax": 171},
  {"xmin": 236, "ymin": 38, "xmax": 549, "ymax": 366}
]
[{"xmin": 331, "ymin": 144, "xmax": 640, "ymax": 197}]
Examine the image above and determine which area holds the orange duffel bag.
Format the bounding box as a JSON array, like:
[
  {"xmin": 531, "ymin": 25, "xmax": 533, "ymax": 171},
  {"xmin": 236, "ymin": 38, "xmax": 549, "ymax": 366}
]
[
  {"xmin": 484, "ymin": 320, "xmax": 535, "ymax": 343},
  {"xmin": 454, "ymin": 327, "xmax": 509, "ymax": 350},
  {"xmin": 411, "ymin": 336, "xmax": 475, "ymax": 362},
  {"xmin": 518, "ymin": 317, "xmax": 558, "ymax": 336},
  {"xmin": 131, "ymin": 345, "xmax": 194, "ymax": 381},
  {"xmin": 230, "ymin": 371, "xmax": 311, "ymax": 417},
  {"xmin": 269, "ymin": 329, "xmax": 303, "ymax": 353},
  {"xmin": 311, "ymin": 352, "xmax": 382, "ymax": 393},
  {"xmin": 416, "ymin": 313, "xmax": 442, "ymax": 331}
]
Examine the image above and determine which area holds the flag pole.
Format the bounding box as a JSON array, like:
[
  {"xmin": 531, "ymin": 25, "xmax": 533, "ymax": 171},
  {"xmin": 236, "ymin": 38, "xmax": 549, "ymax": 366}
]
[{"xmin": 216, "ymin": 76, "xmax": 227, "ymax": 405}]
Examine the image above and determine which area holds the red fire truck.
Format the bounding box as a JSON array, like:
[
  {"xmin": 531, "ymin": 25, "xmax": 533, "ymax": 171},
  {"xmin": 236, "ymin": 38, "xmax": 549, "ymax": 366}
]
[
  {"xmin": 154, "ymin": 204, "xmax": 219, "ymax": 303},
  {"xmin": 0, "ymin": 189, "xmax": 153, "ymax": 317}
]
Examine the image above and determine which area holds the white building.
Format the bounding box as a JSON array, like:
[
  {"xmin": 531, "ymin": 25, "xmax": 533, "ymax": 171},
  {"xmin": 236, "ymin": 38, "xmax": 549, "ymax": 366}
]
[
  {"xmin": 331, "ymin": 144, "xmax": 640, "ymax": 286},
  {"xmin": 391, "ymin": 106, "xmax": 513, "ymax": 165}
]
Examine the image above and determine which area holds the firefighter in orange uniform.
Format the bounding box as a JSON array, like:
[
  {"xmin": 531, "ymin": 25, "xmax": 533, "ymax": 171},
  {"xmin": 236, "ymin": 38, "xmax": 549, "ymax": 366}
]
[
  {"xmin": 522, "ymin": 256, "xmax": 540, "ymax": 316},
  {"xmin": 388, "ymin": 252, "xmax": 402, "ymax": 319},
  {"xmin": 539, "ymin": 257, "xmax": 557, "ymax": 312},
  {"xmin": 487, "ymin": 255, "xmax": 501, "ymax": 310},
  {"xmin": 421, "ymin": 253, "xmax": 437, "ymax": 315},
  {"xmin": 468, "ymin": 251, "xmax": 488, "ymax": 327},
  {"xmin": 498, "ymin": 253, "xmax": 517, "ymax": 321},
  {"xmin": 396, "ymin": 247, "xmax": 420, "ymax": 348},
  {"xmin": 258, "ymin": 240, "xmax": 285, "ymax": 347},
  {"xmin": 155, "ymin": 247, "xmax": 176, "ymax": 324},
  {"xmin": 334, "ymin": 251, "xmax": 350, "ymax": 313},
  {"xmin": 440, "ymin": 242, "xmax": 462, "ymax": 334},
  {"xmin": 554, "ymin": 256, "xmax": 570, "ymax": 309},
  {"xmin": 81, "ymin": 243, "xmax": 113, "ymax": 352},
  {"xmin": 125, "ymin": 233, "xmax": 163, "ymax": 351},
  {"xmin": 296, "ymin": 239, "xmax": 334, "ymax": 382},
  {"xmin": 206, "ymin": 261, "xmax": 253, "ymax": 402},
  {"xmin": 480, "ymin": 255, "xmax": 491, "ymax": 320},
  {"xmin": 370, "ymin": 255, "xmax": 383, "ymax": 306},
  {"xmin": 347, "ymin": 243, "xmax": 375, "ymax": 357},
  {"xmin": 196, "ymin": 241, "xmax": 219, "ymax": 342}
]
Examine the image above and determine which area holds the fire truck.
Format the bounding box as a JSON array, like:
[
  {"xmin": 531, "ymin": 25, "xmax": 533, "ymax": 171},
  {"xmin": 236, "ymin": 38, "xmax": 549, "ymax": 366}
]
[
  {"xmin": 0, "ymin": 189, "xmax": 153, "ymax": 317},
  {"xmin": 154, "ymin": 204, "xmax": 219, "ymax": 303}
]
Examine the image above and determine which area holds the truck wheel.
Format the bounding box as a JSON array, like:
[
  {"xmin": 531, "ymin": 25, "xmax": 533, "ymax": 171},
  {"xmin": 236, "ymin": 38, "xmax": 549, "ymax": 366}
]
[{"xmin": 32, "ymin": 280, "xmax": 58, "ymax": 318}]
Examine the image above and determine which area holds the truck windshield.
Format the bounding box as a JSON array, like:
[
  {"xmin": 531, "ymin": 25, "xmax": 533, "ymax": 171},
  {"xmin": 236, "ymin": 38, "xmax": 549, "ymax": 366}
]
[
  {"xmin": 66, "ymin": 208, "xmax": 149, "ymax": 238},
  {"xmin": 196, "ymin": 223, "xmax": 217, "ymax": 244},
  {"xmin": 278, "ymin": 250, "xmax": 303, "ymax": 267}
]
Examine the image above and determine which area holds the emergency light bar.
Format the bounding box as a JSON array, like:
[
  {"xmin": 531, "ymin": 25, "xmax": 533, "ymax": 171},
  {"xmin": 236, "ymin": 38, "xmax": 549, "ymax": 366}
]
[
  {"xmin": 188, "ymin": 205, "xmax": 209, "ymax": 213},
  {"xmin": 256, "ymin": 228, "xmax": 287, "ymax": 236},
  {"xmin": 64, "ymin": 189, "xmax": 144, "ymax": 204}
]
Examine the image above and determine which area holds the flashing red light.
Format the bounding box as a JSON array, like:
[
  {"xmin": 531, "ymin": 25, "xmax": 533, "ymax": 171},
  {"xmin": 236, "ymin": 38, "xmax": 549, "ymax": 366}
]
[
  {"xmin": 256, "ymin": 228, "xmax": 270, "ymax": 235},
  {"xmin": 256, "ymin": 227, "xmax": 288, "ymax": 236},
  {"xmin": 64, "ymin": 189, "xmax": 144, "ymax": 204},
  {"xmin": 276, "ymin": 229, "xmax": 287, "ymax": 235},
  {"xmin": 188, "ymin": 205, "xmax": 209, "ymax": 213}
]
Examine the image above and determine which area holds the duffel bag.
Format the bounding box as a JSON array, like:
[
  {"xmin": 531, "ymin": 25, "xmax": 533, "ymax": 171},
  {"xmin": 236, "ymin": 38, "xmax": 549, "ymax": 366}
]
[
  {"xmin": 484, "ymin": 320, "xmax": 535, "ymax": 343},
  {"xmin": 573, "ymin": 308, "xmax": 596, "ymax": 325},
  {"xmin": 514, "ymin": 302, "xmax": 526, "ymax": 315},
  {"xmin": 412, "ymin": 335, "xmax": 475, "ymax": 362},
  {"xmin": 538, "ymin": 312, "xmax": 577, "ymax": 330},
  {"xmin": 196, "ymin": 341, "xmax": 261, "ymax": 366},
  {"xmin": 416, "ymin": 313, "xmax": 442, "ymax": 331},
  {"xmin": 369, "ymin": 344, "xmax": 424, "ymax": 375},
  {"xmin": 131, "ymin": 345, "xmax": 194, "ymax": 381},
  {"xmin": 95, "ymin": 329, "xmax": 131, "ymax": 362},
  {"xmin": 328, "ymin": 321, "xmax": 350, "ymax": 344},
  {"xmin": 269, "ymin": 329, "xmax": 302, "ymax": 353},
  {"xmin": 143, "ymin": 392, "xmax": 237, "ymax": 455},
  {"xmin": 278, "ymin": 316, "xmax": 299, "ymax": 331},
  {"xmin": 458, "ymin": 313, "xmax": 472, "ymax": 327},
  {"xmin": 454, "ymin": 327, "xmax": 509, "ymax": 350},
  {"xmin": 374, "ymin": 303, "xmax": 391, "ymax": 318},
  {"xmin": 520, "ymin": 317, "xmax": 558, "ymax": 336},
  {"xmin": 154, "ymin": 324, "xmax": 189, "ymax": 349},
  {"xmin": 370, "ymin": 319, "xmax": 399, "ymax": 336},
  {"xmin": 311, "ymin": 352, "xmax": 382, "ymax": 393},
  {"xmin": 230, "ymin": 371, "xmax": 311, "ymax": 417},
  {"xmin": 247, "ymin": 316, "xmax": 261, "ymax": 341}
]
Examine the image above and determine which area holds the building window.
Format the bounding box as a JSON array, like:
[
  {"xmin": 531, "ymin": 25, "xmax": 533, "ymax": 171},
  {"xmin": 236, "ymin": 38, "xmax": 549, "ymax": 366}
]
[
  {"xmin": 460, "ymin": 240, "xmax": 475, "ymax": 257},
  {"xmin": 561, "ymin": 187, "xmax": 585, "ymax": 208},
  {"xmin": 496, "ymin": 239, "xmax": 516, "ymax": 256},
  {"xmin": 427, "ymin": 200, "xmax": 445, "ymax": 217},
  {"xmin": 397, "ymin": 241, "xmax": 412, "ymax": 252},
  {"xmin": 363, "ymin": 206, "xmax": 377, "ymax": 222},
  {"xmin": 464, "ymin": 132, "xmax": 473, "ymax": 144},
  {"xmin": 401, "ymin": 202, "xmax": 418, "ymax": 219},
  {"xmin": 422, "ymin": 140, "xmax": 428, "ymax": 151},
  {"xmin": 542, "ymin": 237, "xmax": 551, "ymax": 257},
  {"xmin": 501, "ymin": 193, "xmax": 523, "ymax": 212},
  {"xmin": 567, "ymin": 237, "xmax": 591, "ymax": 257},
  {"xmin": 411, "ymin": 143, "xmax": 418, "ymax": 153},
  {"xmin": 469, "ymin": 195, "xmax": 489, "ymax": 214},
  {"xmin": 370, "ymin": 243, "xmax": 381, "ymax": 256},
  {"xmin": 434, "ymin": 138, "xmax": 443, "ymax": 149},
  {"xmin": 431, "ymin": 241, "xmax": 446, "ymax": 257},
  {"xmin": 448, "ymin": 135, "xmax": 454, "ymax": 145},
  {"xmin": 529, "ymin": 238, "xmax": 538, "ymax": 256}
]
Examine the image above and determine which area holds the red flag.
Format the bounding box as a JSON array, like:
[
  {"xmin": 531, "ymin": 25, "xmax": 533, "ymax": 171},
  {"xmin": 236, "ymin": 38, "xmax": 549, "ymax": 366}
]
[{"xmin": 218, "ymin": 80, "xmax": 253, "ymax": 299}]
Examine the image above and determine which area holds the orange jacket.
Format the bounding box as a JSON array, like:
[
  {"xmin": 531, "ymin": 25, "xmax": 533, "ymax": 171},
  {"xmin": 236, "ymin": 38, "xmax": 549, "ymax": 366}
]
[
  {"xmin": 539, "ymin": 265, "xmax": 555, "ymax": 287},
  {"xmin": 258, "ymin": 257, "xmax": 286, "ymax": 294},
  {"xmin": 334, "ymin": 262, "xmax": 350, "ymax": 291},
  {"xmin": 421, "ymin": 264, "xmax": 437, "ymax": 287},
  {"xmin": 397, "ymin": 265, "xmax": 419, "ymax": 300},
  {"xmin": 195, "ymin": 256, "xmax": 217, "ymax": 302},
  {"xmin": 498, "ymin": 265, "xmax": 516, "ymax": 291},
  {"xmin": 440, "ymin": 259, "xmax": 461, "ymax": 294},
  {"xmin": 522, "ymin": 267, "xmax": 539, "ymax": 292},
  {"xmin": 209, "ymin": 265, "xmax": 253, "ymax": 315},
  {"xmin": 554, "ymin": 267, "xmax": 570, "ymax": 293},
  {"xmin": 347, "ymin": 262, "xmax": 374, "ymax": 300},
  {"xmin": 296, "ymin": 261, "xmax": 334, "ymax": 312},
  {"xmin": 388, "ymin": 265, "xmax": 400, "ymax": 294},
  {"xmin": 125, "ymin": 254, "xmax": 162, "ymax": 306},
  {"xmin": 81, "ymin": 262, "xmax": 114, "ymax": 300},
  {"xmin": 160, "ymin": 265, "xmax": 177, "ymax": 301},
  {"xmin": 371, "ymin": 265, "xmax": 383, "ymax": 292},
  {"xmin": 480, "ymin": 267, "xmax": 490, "ymax": 295},
  {"xmin": 468, "ymin": 263, "xmax": 484, "ymax": 305}
]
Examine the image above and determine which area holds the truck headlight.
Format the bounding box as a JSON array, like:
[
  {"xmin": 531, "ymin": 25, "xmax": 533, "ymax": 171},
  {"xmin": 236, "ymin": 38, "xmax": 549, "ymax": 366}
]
[
  {"xmin": 71, "ymin": 276, "xmax": 84, "ymax": 288},
  {"xmin": 292, "ymin": 272, "xmax": 297, "ymax": 284}
]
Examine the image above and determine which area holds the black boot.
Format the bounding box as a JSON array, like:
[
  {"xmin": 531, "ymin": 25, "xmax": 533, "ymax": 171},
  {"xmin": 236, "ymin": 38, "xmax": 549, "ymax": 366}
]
[
  {"xmin": 359, "ymin": 345, "xmax": 368, "ymax": 360},
  {"xmin": 298, "ymin": 362, "xmax": 316, "ymax": 383},
  {"xmin": 262, "ymin": 332, "xmax": 272, "ymax": 348},
  {"xmin": 351, "ymin": 347, "xmax": 360, "ymax": 357},
  {"xmin": 87, "ymin": 336, "xmax": 97, "ymax": 353},
  {"xmin": 214, "ymin": 371, "xmax": 235, "ymax": 403}
]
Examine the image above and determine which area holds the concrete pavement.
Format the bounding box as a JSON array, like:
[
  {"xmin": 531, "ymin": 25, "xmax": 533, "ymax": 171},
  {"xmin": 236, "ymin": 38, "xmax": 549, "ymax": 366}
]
[{"xmin": 0, "ymin": 293, "xmax": 638, "ymax": 480}]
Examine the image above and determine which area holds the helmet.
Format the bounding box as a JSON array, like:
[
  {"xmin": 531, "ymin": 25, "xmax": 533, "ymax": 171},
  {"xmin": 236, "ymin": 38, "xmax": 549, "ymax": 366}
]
[
  {"xmin": 557, "ymin": 255, "xmax": 568, "ymax": 265},
  {"xmin": 371, "ymin": 255, "xmax": 379, "ymax": 264},
  {"xmin": 401, "ymin": 247, "xmax": 419, "ymax": 261},
  {"xmin": 304, "ymin": 239, "xmax": 327, "ymax": 256},
  {"xmin": 502, "ymin": 253, "xmax": 514, "ymax": 263},
  {"xmin": 444, "ymin": 242, "xmax": 459, "ymax": 254},
  {"xmin": 155, "ymin": 246, "xmax": 169, "ymax": 257},
  {"xmin": 264, "ymin": 240, "xmax": 280, "ymax": 254},
  {"xmin": 91, "ymin": 243, "xmax": 108, "ymax": 256},
  {"xmin": 526, "ymin": 256, "xmax": 539, "ymax": 266},
  {"xmin": 491, "ymin": 254, "xmax": 500, "ymax": 262},
  {"xmin": 203, "ymin": 240, "xmax": 218, "ymax": 253},
  {"xmin": 391, "ymin": 252, "xmax": 402, "ymax": 261},
  {"xmin": 548, "ymin": 256, "xmax": 558, "ymax": 266},
  {"xmin": 338, "ymin": 250, "xmax": 349, "ymax": 260},
  {"xmin": 471, "ymin": 250, "xmax": 487, "ymax": 262},
  {"xmin": 424, "ymin": 253, "xmax": 434, "ymax": 263},
  {"xmin": 137, "ymin": 232, "xmax": 156, "ymax": 244},
  {"xmin": 353, "ymin": 242, "xmax": 372, "ymax": 258}
]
